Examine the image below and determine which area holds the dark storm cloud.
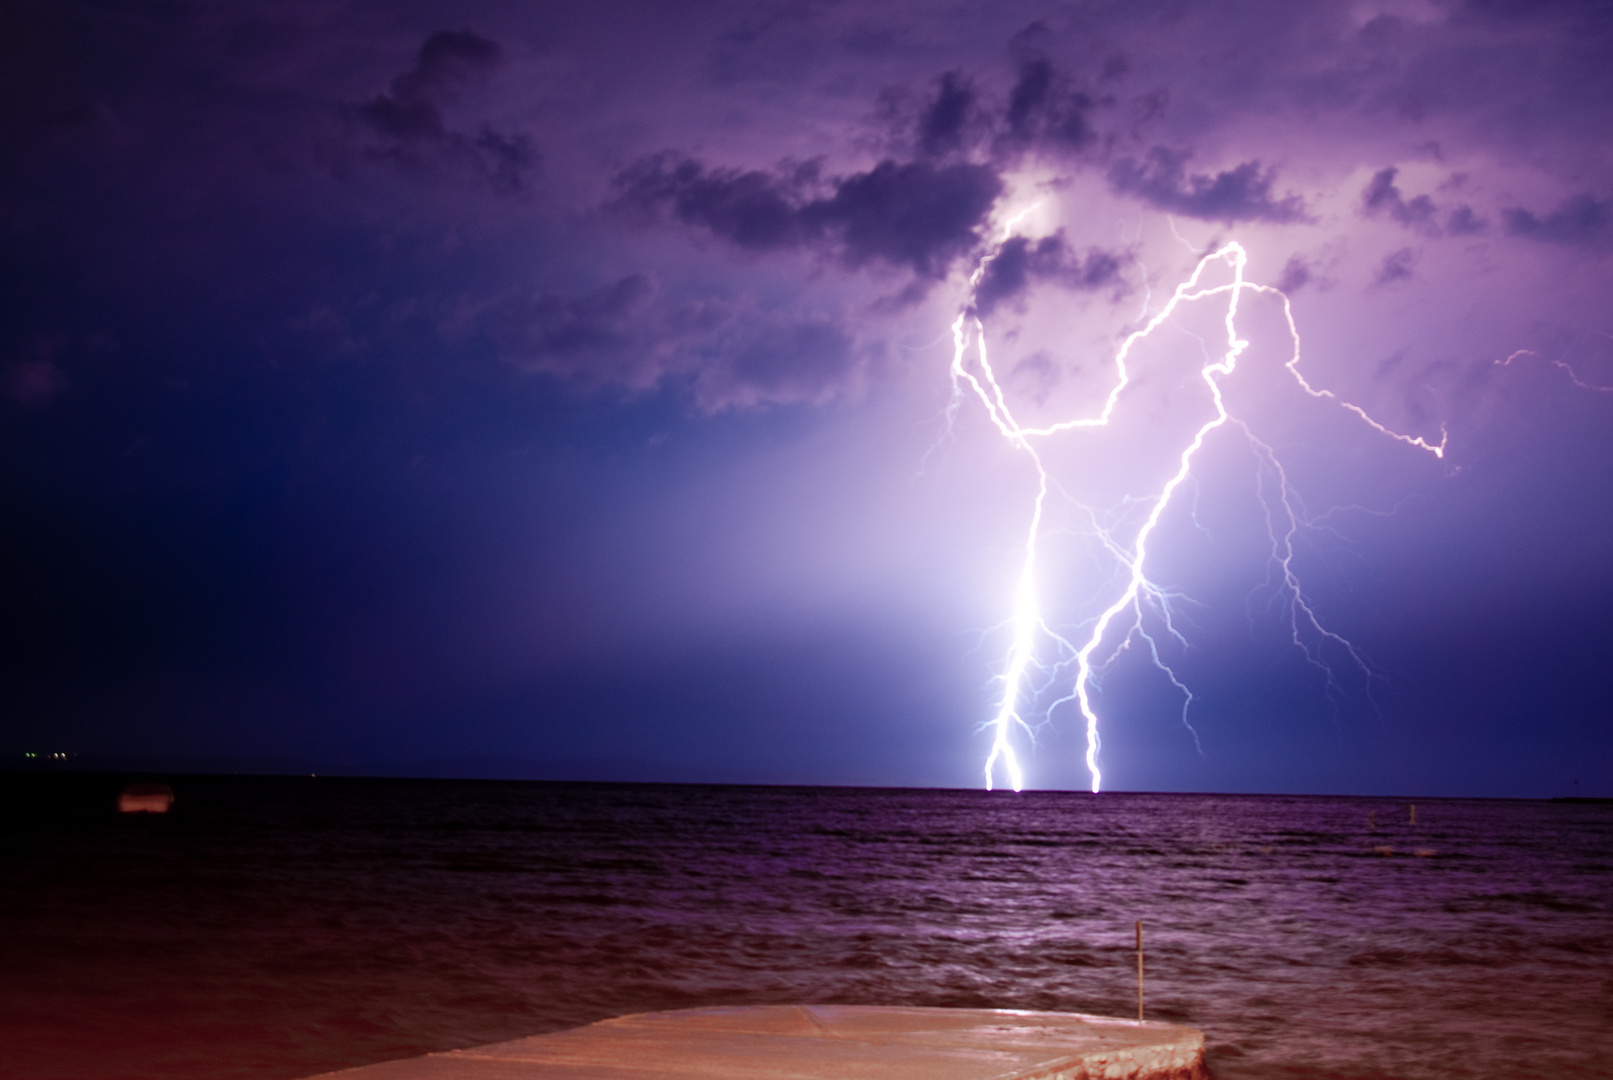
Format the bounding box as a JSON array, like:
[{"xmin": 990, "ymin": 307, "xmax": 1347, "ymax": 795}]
[
  {"xmin": 998, "ymin": 59, "xmax": 1099, "ymax": 155},
  {"xmin": 614, "ymin": 156, "xmax": 1003, "ymax": 279},
  {"xmin": 611, "ymin": 157, "xmax": 813, "ymax": 251},
  {"xmin": 1362, "ymin": 168, "xmax": 1440, "ymax": 234},
  {"xmin": 972, "ymin": 233, "xmax": 1125, "ymax": 315},
  {"xmin": 1374, "ymin": 246, "xmax": 1419, "ymax": 286},
  {"xmin": 1445, "ymin": 204, "xmax": 1488, "ymax": 236},
  {"xmin": 1362, "ymin": 168, "xmax": 1487, "ymax": 238},
  {"xmin": 917, "ymin": 72, "xmax": 977, "ymax": 157},
  {"xmin": 359, "ymin": 30, "xmax": 537, "ymax": 193},
  {"xmin": 810, "ymin": 160, "xmax": 1003, "ymax": 276},
  {"xmin": 1276, "ymin": 255, "xmax": 1313, "ymax": 293},
  {"xmin": 889, "ymin": 55, "xmax": 1103, "ymax": 163},
  {"xmin": 361, "ymin": 30, "xmax": 501, "ymax": 140},
  {"xmin": 1108, "ymin": 148, "xmax": 1309, "ymax": 223},
  {"xmin": 1503, "ymin": 193, "xmax": 1613, "ymax": 249}
]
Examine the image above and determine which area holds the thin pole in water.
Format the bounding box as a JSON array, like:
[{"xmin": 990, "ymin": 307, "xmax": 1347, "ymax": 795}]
[{"xmin": 1135, "ymin": 920, "xmax": 1144, "ymax": 1022}]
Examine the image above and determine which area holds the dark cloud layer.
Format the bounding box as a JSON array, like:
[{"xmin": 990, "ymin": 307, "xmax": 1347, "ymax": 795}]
[
  {"xmin": 358, "ymin": 30, "xmax": 537, "ymax": 192},
  {"xmin": 1363, "ymin": 168, "xmax": 1439, "ymax": 233},
  {"xmin": 973, "ymin": 233, "xmax": 1125, "ymax": 315},
  {"xmin": 899, "ymin": 56, "xmax": 1103, "ymax": 163},
  {"xmin": 614, "ymin": 155, "xmax": 1003, "ymax": 279},
  {"xmin": 1374, "ymin": 246, "xmax": 1419, "ymax": 286},
  {"xmin": 1362, "ymin": 167, "xmax": 1486, "ymax": 238},
  {"xmin": 1504, "ymin": 192, "xmax": 1613, "ymax": 249},
  {"xmin": 362, "ymin": 30, "xmax": 501, "ymax": 139},
  {"xmin": 998, "ymin": 59, "xmax": 1100, "ymax": 155},
  {"xmin": 1108, "ymin": 148, "xmax": 1309, "ymax": 223},
  {"xmin": 917, "ymin": 72, "xmax": 976, "ymax": 157},
  {"xmin": 813, "ymin": 160, "xmax": 1003, "ymax": 276},
  {"xmin": 611, "ymin": 158, "xmax": 811, "ymax": 251}
]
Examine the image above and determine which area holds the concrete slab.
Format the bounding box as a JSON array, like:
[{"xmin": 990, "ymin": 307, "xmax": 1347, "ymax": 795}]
[{"xmin": 305, "ymin": 1005, "xmax": 1206, "ymax": 1080}]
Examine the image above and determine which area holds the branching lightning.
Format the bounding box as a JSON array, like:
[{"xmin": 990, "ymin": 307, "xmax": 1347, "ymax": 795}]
[
  {"xmin": 951, "ymin": 228, "xmax": 1446, "ymax": 793},
  {"xmin": 1498, "ymin": 348, "xmax": 1613, "ymax": 392}
]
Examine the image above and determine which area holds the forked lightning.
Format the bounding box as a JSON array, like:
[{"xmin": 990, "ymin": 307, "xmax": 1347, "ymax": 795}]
[{"xmin": 950, "ymin": 230, "xmax": 1446, "ymax": 793}]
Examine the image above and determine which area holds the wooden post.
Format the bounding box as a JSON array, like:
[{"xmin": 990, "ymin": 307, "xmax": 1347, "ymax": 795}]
[{"xmin": 1135, "ymin": 920, "xmax": 1144, "ymax": 1022}]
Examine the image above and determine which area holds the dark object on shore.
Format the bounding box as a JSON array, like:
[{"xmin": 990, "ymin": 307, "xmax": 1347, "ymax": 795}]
[
  {"xmin": 118, "ymin": 783, "xmax": 175, "ymax": 813},
  {"xmin": 1549, "ymin": 797, "xmax": 1613, "ymax": 804}
]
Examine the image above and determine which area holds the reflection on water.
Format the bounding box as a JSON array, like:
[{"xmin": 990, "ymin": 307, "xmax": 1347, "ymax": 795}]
[{"xmin": 3, "ymin": 776, "xmax": 1609, "ymax": 1080}]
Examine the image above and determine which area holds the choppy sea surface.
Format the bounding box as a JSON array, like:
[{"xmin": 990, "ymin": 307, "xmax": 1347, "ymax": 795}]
[{"xmin": 3, "ymin": 775, "xmax": 1610, "ymax": 1080}]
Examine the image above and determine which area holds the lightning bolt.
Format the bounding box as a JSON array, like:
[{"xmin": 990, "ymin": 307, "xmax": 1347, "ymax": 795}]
[
  {"xmin": 1498, "ymin": 347, "xmax": 1613, "ymax": 392},
  {"xmin": 951, "ymin": 231, "xmax": 1445, "ymax": 793}
]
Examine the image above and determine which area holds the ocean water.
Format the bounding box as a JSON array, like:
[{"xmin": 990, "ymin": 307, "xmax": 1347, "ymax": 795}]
[{"xmin": 3, "ymin": 775, "xmax": 1609, "ymax": 1080}]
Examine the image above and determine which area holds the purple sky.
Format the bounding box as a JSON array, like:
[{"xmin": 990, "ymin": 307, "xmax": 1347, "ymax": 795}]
[{"xmin": 4, "ymin": 0, "xmax": 1613, "ymax": 795}]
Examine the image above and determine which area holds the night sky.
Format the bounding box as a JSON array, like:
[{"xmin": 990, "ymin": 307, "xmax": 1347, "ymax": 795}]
[{"xmin": 5, "ymin": 0, "xmax": 1613, "ymax": 796}]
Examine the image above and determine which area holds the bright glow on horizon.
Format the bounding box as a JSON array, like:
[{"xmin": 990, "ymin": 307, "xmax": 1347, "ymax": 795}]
[{"xmin": 951, "ymin": 232, "xmax": 1446, "ymax": 794}]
